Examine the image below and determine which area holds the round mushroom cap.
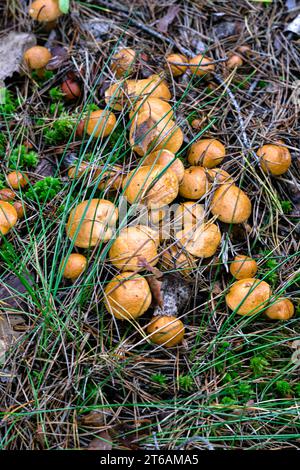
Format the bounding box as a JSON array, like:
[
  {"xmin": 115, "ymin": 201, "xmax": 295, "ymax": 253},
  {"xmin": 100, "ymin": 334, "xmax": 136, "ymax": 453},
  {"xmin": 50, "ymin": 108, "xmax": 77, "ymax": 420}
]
[
  {"xmin": 226, "ymin": 54, "xmax": 243, "ymax": 69},
  {"xmin": 29, "ymin": 0, "xmax": 62, "ymax": 22},
  {"xmin": 265, "ymin": 298, "xmax": 294, "ymax": 320},
  {"xmin": 0, "ymin": 201, "xmax": 18, "ymax": 235},
  {"xmin": 24, "ymin": 46, "xmax": 52, "ymax": 70},
  {"xmin": 176, "ymin": 222, "xmax": 221, "ymax": 258},
  {"xmin": 207, "ymin": 168, "xmax": 233, "ymax": 184},
  {"xmin": 66, "ymin": 199, "xmax": 118, "ymax": 248},
  {"xmin": 0, "ymin": 188, "xmax": 16, "ymax": 202},
  {"xmin": 226, "ymin": 278, "xmax": 272, "ymax": 316},
  {"xmin": 129, "ymin": 97, "xmax": 174, "ymax": 121},
  {"xmin": 188, "ymin": 139, "xmax": 226, "ymax": 168},
  {"xmin": 230, "ymin": 255, "xmax": 258, "ymax": 280},
  {"xmin": 147, "ymin": 315, "xmax": 185, "ymax": 347},
  {"xmin": 111, "ymin": 48, "xmax": 136, "ymax": 78},
  {"xmin": 104, "ymin": 272, "xmax": 152, "ymax": 320},
  {"xmin": 6, "ymin": 171, "xmax": 29, "ymax": 189},
  {"xmin": 123, "ymin": 165, "xmax": 179, "ymax": 209},
  {"xmin": 174, "ymin": 201, "xmax": 205, "ymax": 230},
  {"xmin": 189, "ymin": 55, "xmax": 215, "ymax": 76},
  {"xmin": 160, "ymin": 244, "xmax": 196, "ymax": 277},
  {"xmin": 68, "ymin": 162, "xmax": 89, "ymax": 179},
  {"xmin": 109, "ymin": 225, "xmax": 158, "ymax": 271},
  {"xmin": 62, "ymin": 253, "xmax": 87, "ymax": 280},
  {"xmin": 142, "ymin": 149, "xmax": 184, "ymax": 182},
  {"xmin": 179, "ymin": 166, "xmax": 210, "ymax": 200},
  {"xmin": 166, "ymin": 53, "xmax": 188, "ymax": 76},
  {"xmin": 257, "ymin": 144, "xmax": 291, "ymax": 176},
  {"xmin": 130, "ymin": 110, "xmax": 183, "ymax": 156},
  {"xmin": 85, "ymin": 110, "xmax": 116, "ymax": 138},
  {"xmin": 211, "ymin": 184, "xmax": 252, "ymax": 224}
]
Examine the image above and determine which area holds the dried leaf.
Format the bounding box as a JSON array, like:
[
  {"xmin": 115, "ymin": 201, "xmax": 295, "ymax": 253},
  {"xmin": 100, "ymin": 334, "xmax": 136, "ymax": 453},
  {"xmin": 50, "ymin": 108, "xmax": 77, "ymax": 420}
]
[
  {"xmin": 80, "ymin": 410, "xmax": 110, "ymax": 427},
  {"xmin": 214, "ymin": 21, "xmax": 243, "ymax": 39},
  {"xmin": 0, "ymin": 32, "xmax": 36, "ymax": 83},
  {"xmin": 0, "ymin": 272, "xmax": 34, "ymax": 309},
  {"xmin": 156, "ymin": 5, "xmax": 180, "ymax": 33},
  {"xmin": 132, "ymin": 116, "xmax": 157, "ymax": 154},
  {"xmin": 87, "ymin": 431, "xmax": 112, "ymax": 450},
  {"xmin": 46, "ymin": 46, "xmax": 69, "ymax": 70},
  {"xmin": 0, "ymin": 315, "xmax": 24, "ymax": 364},
  {"xmin": 147, "ymin": 276, "xmax": 163, "ymax": 308}
]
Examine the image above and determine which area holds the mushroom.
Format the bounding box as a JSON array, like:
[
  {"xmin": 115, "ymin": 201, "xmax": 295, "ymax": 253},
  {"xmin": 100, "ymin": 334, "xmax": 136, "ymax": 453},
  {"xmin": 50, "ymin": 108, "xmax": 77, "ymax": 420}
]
[
  {"xmin": 61, "ymin": 79, "xmax": 81, "ymax": 101},
  {"xmin": 189, "ymin": 55, "xmax": 215, "ymax": 76},
  {"xmin": 211, "ymin": 183, "xmax": 252, "ymax": 224},
  {"xmin": 6, "ymin": 171, "xmax": 29, "ymax": 189},
  {"xmin": 265, "ymin": 298, "xmax": 294, "ymax": 320},
  {"xmin": 174, "ymin": 201, "xmax": 205, "ymax": 230},
  {"xmin": 176, "ymin": 222, "xmax": 221, "ymax": 258},
  {"xmin": 160, "ymin": 244, "xmax": 196, "ymax": 277},
  {"xmin": 142, "ymin": 149, "xmax": 184, "ymax": 183},
  {"xmin": 68, "ymin": 162, "xmax": 89, "ymax": 179},
  {"xmin": 29, "ymin": 0, "xmax": 63, "ymax": 22},
  {"xmin": 188, "ymin": 138, "xmax": 226, "ymax": 168},
  {"xmin": 0, "ymin": 201, "xmax": 18, "ymax": 235},
  {"xmin": 179, "ymin": 166, "xmax": 210, "ymax": 200},
  {"xmin": 66, "ymin": 199, "xmax": 118, "ymax": 248},
  {"xmin": 166, "ymin": 53, "xmax": 188, "ymax": 76},
  {"xmin": 109, "ymin": 225, "xmax": 158, "ymax": 271},
  {"xmin": 85, "ymin": 110, "xmax": 116, "ymax": 138},
  {"xmin": 207, "ymin": 168, "xmax": 233, "ymax": 184},
  {"xmin": 226, "ymin": 54, "xmax": 243, "ymax": 69},
  {"xmin": 23, "ymin": 46, "xmax": 52, "ymax": 70},
  {"xmin": 104, "ymin": 272, "xmax": 152, "ymax": 320},
  {"xmin": 226, "ymin": 278, "xmax": 272, "ymax": 315},
  {"xmin": 257, "ymin": 143, "xmax": 291, "ymax": 176},
  {"xmin": 111, "ymin": 48, "xmax": 136, "ymax": 78},
  {"xmin": 123, "ymin": 165, "xmax": 179, "ymax": 209},
  {"xmin": 147, "ymin": 315, "xmax": 185, "ymax": 347},
  {"xmin": 62, "ymin": 253, "xmax": 87, "ymax": 280},
  {"xmin": 105, "ymin": 74, "xmax": 171, "ymax": 111},
  {"xmin": 129, "ymin": 97, "xmax": 174, "ymax": 121},
  {"xmin": 13, "ymin": 201, "xmax": 25, "ymax": 219},
  {"xmin": 129, "ymin": 110, "xmax": 183, "ymax": 156},
  {"xmin": 230, "ymin": 255, "xmax": 258, "ymax": 280},
  {"xmin": 0, "ymin": 189, "xmax": 16, "ymax": 202}
]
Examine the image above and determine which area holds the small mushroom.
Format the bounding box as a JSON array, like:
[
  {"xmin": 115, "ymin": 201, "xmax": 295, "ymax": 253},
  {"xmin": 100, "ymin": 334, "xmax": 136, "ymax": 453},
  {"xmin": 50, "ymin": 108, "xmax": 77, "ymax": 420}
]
[
  {"xmin": 29, "ymin": 0, "xmax": 63, "ymax": 22},
  {"xmin": 129, "ymin": 97, "xmax": 174, "ymax": 121},
  {"xmin": 147, "ymin": 315, "xmax": 185, "ymax": 347},
  {"xmin": 6, "ymin": 171, "xmax": 29, "ymax": 189},
  {"xmin": 142, "ymin": 149, "xmax": 184, "ymax": 183},
  {"xmin": 104, "ymin": 272, "xmax": 152, "ymax": 320},
  {"xmin": 189, "ymin": 55, "xmax": 215, "ymax": 76},
  {"xmin": 85, "ymin": 110, "xmax": 116, "ymax": 138},
  {"xmin": 13, "ymin": 201, "xmax": 25, "ymax": 219},
  {"xmin": 230, "ymin": 255, "xmax": 258, "ymax": 280},
  {"xmin": 0, "ymin": 201, "xmax": 18, "ymax": 235},
  {"xmin": 23, "ymin": 46, "xmax": 52, "ymax": 70},
  {"xmin": 265, "ymin": 298, "xmax": 294, "ymax": 320},
  {"xmin": 176, "ymin": 222, "xmax": 221, "ymax": 258},
  {"xmin": 257, "ymin": 143, "xmax": 292, "ymax": 176},
  {"xmin": 165, "ymin": 53, "xmax": 188, "ymax": 76},
  {"xmin": 174, "ymin": 201, "xmax": 205, "ymax": 230},
  {"xmin": 179, "ymin": 166, "xmax": 210, "ymax": 200},
  {"xmin": 188, "ymin": 138, "xmax": 226, "ymax": 168},
  {"xmin": 160, "ymin": 244, "xmax": 196, "ymax": 277},
  {"xmin": 211, "ymin": 183, "xmax": 252, "ymax": 224},
  {"xmin": 61, "ymin": 79, "xmax": 81, "ymax": 101},
  {"xmin": 66, "ymin": 199, "xmax": 118, "ymax": 248},
  {"xmin": 109, "ymin": 225, "xmax": 158, "ymax": 272},
  {"xmin": 68, "ymin": 162, "xmax": 89, "ymax": 179},
  {"xmin": 226, "ymin": 54, "xmax": 243, "ymax": 69},
  {"xmin": 0, "ymin": 188, "xmax": 16, "ymax": 202},
  {"xmin": 111, "ymin": 48, "xmax": 136, "ymax": 78},
  {"xmin": 62, "ymin": 253, "xmax": 87, "ymax": 280},
  {"xmin": 226, "ymin": 278, "xmax": 272, "ymax": 316},
  {"xmin": 123, "ymin": 165, "xmax": 179, "ymax": 209}
]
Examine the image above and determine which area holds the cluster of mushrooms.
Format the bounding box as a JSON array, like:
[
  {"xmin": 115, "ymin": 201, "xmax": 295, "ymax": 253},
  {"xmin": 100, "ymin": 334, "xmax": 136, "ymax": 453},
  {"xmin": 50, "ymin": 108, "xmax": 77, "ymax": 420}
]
[{"xmin": 0, "ymin": 2, "xmax": 294, "ymax": 349}]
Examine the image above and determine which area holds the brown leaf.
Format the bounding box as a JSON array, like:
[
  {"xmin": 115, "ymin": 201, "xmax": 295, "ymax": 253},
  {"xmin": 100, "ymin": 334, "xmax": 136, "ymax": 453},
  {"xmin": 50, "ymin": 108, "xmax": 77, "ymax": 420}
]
[
  {"xmin": 132, "ymin": 116, "xmax": 157, "ymax": 155},
  {"xmin": 46, "ymin": 46, "xmax": 69, "ymax": 70},
  {"xmin": 147, "ymin": 275, "xmax": 163, "ymax": 308},
  {"xmin": 87, "ymin": 431, "xmax": 112, "ymax": 450},
  {"xmin": 80, "ymin": 410, "xmax": 109, "ymax": 427},
  {"xmin": 156, "ymin": 6, "xmax": 180, "ymax": 33}
]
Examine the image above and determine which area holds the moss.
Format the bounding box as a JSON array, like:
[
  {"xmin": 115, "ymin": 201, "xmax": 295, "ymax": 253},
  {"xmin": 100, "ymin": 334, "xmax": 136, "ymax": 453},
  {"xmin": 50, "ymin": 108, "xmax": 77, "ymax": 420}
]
[
  {"xmin": 9, "ymin": 145, "xmax": 38, "ymax": 170},
  {"xmin": 26, "ymin": 177, "xmax": 62, "ymax": 203}
]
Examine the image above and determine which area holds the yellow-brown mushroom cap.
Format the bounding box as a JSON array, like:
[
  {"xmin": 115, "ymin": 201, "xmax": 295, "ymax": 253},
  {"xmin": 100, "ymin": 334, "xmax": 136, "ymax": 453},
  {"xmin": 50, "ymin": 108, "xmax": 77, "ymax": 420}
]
[
  {"xmin": 160, "ymin": 244, "xmax": 196, "ymax": 277},
  {"xmin": 109, "ymin": 225, "xmax": 158, "ymax": 272},
  {"xmin": 265, "ymin": 298, "xmax": 294, "ymax": 320},
  {"xmin": 123, "ymin": 165, "xmax": 179, "ymax": 209},
  {"xmin": 188, "ymin": 139, "xmax": 226, "ymax": 168},
  {"xmin": 166, "ymin": 53, "xmax": 188, "ymax": 76},
  {"xmin": 147, "ymin": 315, "xmax": 185, "ymax": 347},
  {"xmin": 68, "ymin": 162, "xmax": 89, "ymax": 179},
  {"xmin": 0, "ymin": 201, "xmax": 18, "ymax": 235},
  {"xmin": 189, "ymin": 55, "xmax": 215, "ymax": 76},
  {"xmin": 226, "ymin": 54, "xmax": 243, "ymax": 69},
  {"xmin": 62, "ymin": 253, "xmax": 87, "ymax": 280},
  {"xmin": 6, "ymin": 171, "xmax": 29, "ymax": 189},
  {"xmin": 230, "ymin": 255, "xmax": 258, "ymax": 280},
  {"xmin": 226, "ymin": 278, "xmax": 272, "ymax": 316},
  {"xmin": 142, "ymin": 149, "xmax": 184, "ymax": 183},
  {"xmin": 129, "ymin": 97, "xmax": 174, "ymax": 121},
  {"xmin": 211, "ymin": 184, "xmax": 252, "ymax": 224},
  {"xmin": 23, "ymin": 46, "xmax": 52, "ymax": 70},
  {"xmin": 66, "ymin": 199, "xmax": 118, "ymax": 248},
  {"xmin": 179, "ymin": 166, "xmax": 210, "ymax": 200},
  {"xmin": 104, "ymin": 272, "xmax": 152, "ymax": 320},
  {"xmin": 111, "ymin": 48, "xmax": 136, "ymax": 78},
  {"xmin": 174, "ymin": 201, "xmax": 205, "ymax": 230},
  {"xmin": 29, "ymin": 0, "xmax": 62, "ymax": 22},
  {"xmin": 257, "ymin": 144, "xmax": 292, "ymax": 176},
  {"xmin": 176, "ymin": 222, "xmax": 221, "ymax": 258},
  {"xmin": 85, "ymin": 110, "xmax": 116, "ymax": 138},
  {"xmin": 207, "ymin": 168, "xmax": 233, "ymax": 184}
]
